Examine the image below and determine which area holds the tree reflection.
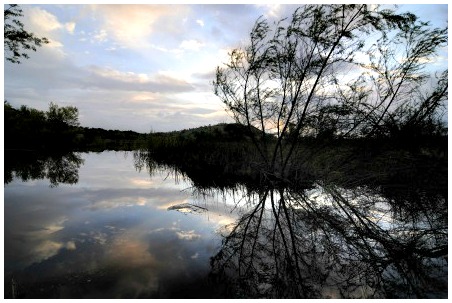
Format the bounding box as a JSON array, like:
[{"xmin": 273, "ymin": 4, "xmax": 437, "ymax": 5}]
[
  {"xmin": 132, "ymin": 150, "xmax": 447, "ymax": 298},
  {"xmin": 209, "ymin": 184, "xmax": 447, "ymax": 298},
  {"xmin": 4, "ymin": 151, "xmax": 84, "ymax": 187}
]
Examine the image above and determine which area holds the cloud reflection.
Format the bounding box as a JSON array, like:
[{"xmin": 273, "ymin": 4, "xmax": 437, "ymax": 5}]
[
  {"xmin": 4, "ymin": 151, "xmax": 230, "ymax": 298},
  {"xmin": 176, "ymin": 230, "xmax": 202, "ymax": 241}
]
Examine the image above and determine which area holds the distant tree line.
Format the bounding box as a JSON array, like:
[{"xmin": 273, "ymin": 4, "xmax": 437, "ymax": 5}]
[{"xmin": 4, "ymin": 101, "xmax": 147, "ymax": 151}]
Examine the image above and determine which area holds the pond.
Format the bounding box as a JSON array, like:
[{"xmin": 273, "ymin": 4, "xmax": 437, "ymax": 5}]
[
  {"xmin": 4, "ymin": 150, "xmax": 448, "ymax": 298},
  {"xmin": 4, "ymin": 151, "xmax": 245, "ymax": 298}
]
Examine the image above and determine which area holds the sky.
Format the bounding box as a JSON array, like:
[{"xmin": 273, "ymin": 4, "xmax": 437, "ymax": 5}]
[{"xmin": 3, "ymin": 3, "xmax": 449, "ymax": 133}]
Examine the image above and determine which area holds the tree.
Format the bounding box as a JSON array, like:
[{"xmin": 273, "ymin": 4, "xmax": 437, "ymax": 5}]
[
  {"xmin": 213, "ymin": 4, "xmax": 447, "ymax": 182},
  {"xmin": 4, "ymin": 102, "xmax": 80, "ymax": 150},
  {"xmin": 46, "ymin": 102, "xmax": 80, "ymax": 127},
  {"xmin": 211, "ymin": 6, "xmax": 448, "ymax": 298},
  {"xmin": 4, "ymin": 4, "xmax": 49, "ymax": 64}
]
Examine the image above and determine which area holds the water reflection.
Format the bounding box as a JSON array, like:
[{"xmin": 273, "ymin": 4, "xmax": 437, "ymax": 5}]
[
  {"xmin": 134, "ymin": 150, "xmax": 448, "ymax": 299},
  {"xmin": 4, "ymin": 150, "xmax": 84, "ymax": 187},
  {"xmin": 4, "ymin": 150, "xmax": 447, "ymax": 298},
  {"xmin": 207, "ymin": 185, "xmax": 447, "ymax": 298},
  {"xmin": 4, "ymin": 151, "xmax": 234, "ymax": 299}
]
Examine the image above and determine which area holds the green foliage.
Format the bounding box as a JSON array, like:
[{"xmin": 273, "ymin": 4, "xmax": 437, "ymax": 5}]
[{"xmin": 4, "ymin": 4, "xmax": 49, "ymax": 64}]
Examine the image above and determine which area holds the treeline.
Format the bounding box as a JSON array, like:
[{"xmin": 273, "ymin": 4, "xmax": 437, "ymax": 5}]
[
  {"xmin": 145, "ymin": 123, "xmax": 271, "ymax": 189},
  {"xmin": 4, "ymin": 102, "xmax": 147, "ymax": 151},
  {"xmin": 5, "ymin": 101, "xmax": 447, "ymax": 197},
  {"xmin": 142, "ymin": 122, "xmax": 447, "ymax": 204},
  {"xmin": 76, "ymin": 127, "xmax": 147, "ymax": 151}
]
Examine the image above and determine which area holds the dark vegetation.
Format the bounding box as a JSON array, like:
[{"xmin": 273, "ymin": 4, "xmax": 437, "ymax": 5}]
[
  {"xmin": 142, "ymin": 122, "xmax": 447, "ymax": 200},
  {"xmin": 4, "ymin": 102, "xmax": 448, "ymax": 299},
  {"xmin": 4, "ymin": 3, "xmax": 448, "ymax": 299},
  {"xmin": 4, "ymin": 4, "xmax": 49, "ymax": 64},
  {"xmin": 4, "ymin": 150, "xmax": 84, "ymax": 187},
  {"xmin": 5, "ymin": 98, "xmax": 447, "ymax": 205},
  {"xmin": 186, "ymin": 4, "xmax": 448, "ymax": 298},
  {"xmin": 4, "ymin": 101, "xmax": 148, "ymax": 152},
  {"xmin": 143, "ymin": 123, "xmax": 276, "ymax": 189},
  {"xmin": 136, "ymin": 125, "xmax": 447, "ymax": 298},
  {"xmin": 4, "ymin": 100, "xmax": 447, "ymax": 299}
]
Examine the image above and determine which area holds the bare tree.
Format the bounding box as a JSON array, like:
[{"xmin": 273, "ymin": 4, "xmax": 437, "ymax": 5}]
[
  {"xmin": 213, "ymin": 4, "xmax": 447, "ymax": 181},
  {"xmin": 343, "ymin": 17, "xmax": 448, "ymax": 138},
  {"xmin": 210, "ymin": 5, "xmax": 448, "ymax": 298}
]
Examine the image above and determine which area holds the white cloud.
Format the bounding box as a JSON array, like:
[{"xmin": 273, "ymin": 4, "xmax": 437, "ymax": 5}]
[
  {"xmin": 17, "ymin": 6, "xmax": 74, "ymax": 60},
  {"xmin": 176, "ymin": 230, "xmax": 201, "ymax": 241},
  {"xmin": 150, "ymin": 43, "xmax": 183, "ymax": 54},
  {"xmin": 26, "ymin": 6, "xmax": 76, "ymax": 36},
  {"xmin": 28, "ymin": 7, "xmax": 62, "ymax": 33},
  {"xmin": 196, "ymin": 19, "xmax": 204, "ymax": 27},
  {"xmin": 258, "ymin": 4, "xmax": 282, "ymax": 18},
  {"xmin": 93, "ymin": 29, "xmax": 108, "ymax": 43},
  {"xmin": 65, "ymin": 22, "xmax": 76, "ymax": 34},
  {"xmin": 88, "ymin": 5, "xmax": 190, "ymax": 49},
  {"xmin": 179, "ymin": 39, "xmax": 205, "ymax": 51}
]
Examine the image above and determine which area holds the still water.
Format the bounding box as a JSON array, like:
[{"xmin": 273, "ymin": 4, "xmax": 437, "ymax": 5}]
[
  {"xmin": 4, "ymin": 150, "xmax": 448, "ymax": 298},
  {"xmin": 4, "ymin": 151, "xmax": 241, "ymax": 298}
]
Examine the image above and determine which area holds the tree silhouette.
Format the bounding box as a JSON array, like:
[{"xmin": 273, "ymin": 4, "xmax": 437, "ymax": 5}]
[
  {"xmin": 4, "ymin": 4, "xmax": 49, "ymax": 64},
  {"xmin": 213, "ymin": 4, "xmax": 447, "ymax": 184},
  {"xmin": 209, "ymin": 184, "xmax": 447, "ymax": 298},
  {"xmin": 209, "ymin": 5, "xmax": 447, "ymax": 298}
]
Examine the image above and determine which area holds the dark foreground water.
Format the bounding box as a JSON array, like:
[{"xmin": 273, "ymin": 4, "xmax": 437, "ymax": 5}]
[{"xmin": 4, "ymin": 150, "xmax": 448, "ymax": 298}]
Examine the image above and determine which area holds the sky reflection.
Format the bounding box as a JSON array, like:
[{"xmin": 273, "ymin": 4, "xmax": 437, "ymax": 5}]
[{"xmin": 4, "ymin": 151, "xmax": 237, "ymax": 298}]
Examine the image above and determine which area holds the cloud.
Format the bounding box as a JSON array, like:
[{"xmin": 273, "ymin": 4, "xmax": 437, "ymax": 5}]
[
  {"xmin": 196, "ymin": 19, "xmax": 204, "ymax": 27},
  {"xmin": 106, "ymin": 236, "xmax": 157, "ymax": 268},
  {"xmin": 25, "ymin": 6, "xmax": 76, "ymax": 38},
  {"xmin": 256, "ymin": 4, "xmax": 282, "ymax": 18},
  {"xmin": 4, "ymin": 5, "xmax": 246, "ymax": 132},
  {"xmin": 65, "ymin": 241, "xmax": 77, "ymax": 250},
  {"xmin": 27, "ymin": 6, "xmax": 63, "ymax": 33},
  {"xmin": 85, "ymin": 65, "xmax": 195, "ymax": 93},
  {"xmin": 93, "ymin": 29, "xmax": 108, "ymax": 43},
  {"xmin": 176, "ymin": 230, "xmax": 202, "ymax": 241},
  {"xmin": 88, "ymin": 5, "xmax": 191, "ymax": 49},
  {"xmin": 179, "ymin": 39, "xmax": 205, "ymax": 51},
  {"xmin": 34, "ymin": 240, "xmax": 64, "ymax": 261},
  {"xmin": 65, "ymin": 22, "xmax": 76, "ymax": 34},
  {"xmin": 16, "ymin": 6, "xmax": 73, "ymax": 60}
]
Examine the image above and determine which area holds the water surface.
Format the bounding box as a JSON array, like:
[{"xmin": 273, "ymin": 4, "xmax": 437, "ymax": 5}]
[
  {"xmin": 4, "ymin": 151, "xmax": 238, "ymax": 298},
  {"xmin": 4, "ymin": 150, "xmax": 447, "ymax": 298}
]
